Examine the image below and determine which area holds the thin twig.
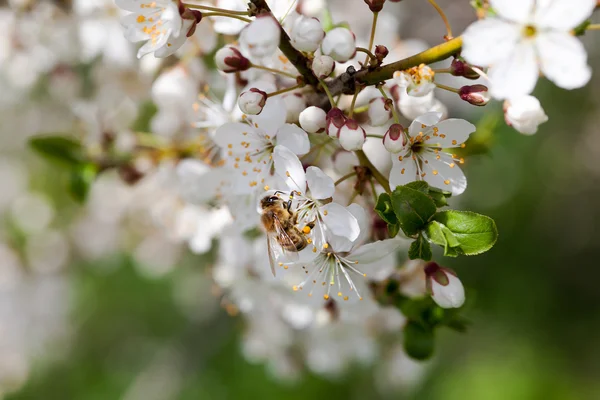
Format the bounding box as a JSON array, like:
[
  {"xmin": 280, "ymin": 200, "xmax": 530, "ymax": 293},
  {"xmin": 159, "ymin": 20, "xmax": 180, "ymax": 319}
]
[
  {"xmin": 335, "ymin": 171, "xmax": 358, "ymax": 186},
  {"xmin": 250, "ymin": 63, "xmax": 298, "ymax": 79},
  {"xmin": 266, "ymin": 84, "xmax": 303, "ymax": 98},
  {"xmin": 181, "ymin": 3, "xmax": 251, "ymax": 15},
  {"xmin": 356, "ymin": 150, "xmax": 391, "ymax": 193},
  {"xmin": 427, "ymin": 0, "xmax": 453, "ymax": 39},
  {"xmin": 364, "ymin": 12, "xmax": 379, "ymax": 65},
  {"xmin": 201, "ymin": 12, "xmax": 252, "ymax": 22},
  {"xmin": 348, "ymin": 86, "xmax": 360, "ymax": 119}
]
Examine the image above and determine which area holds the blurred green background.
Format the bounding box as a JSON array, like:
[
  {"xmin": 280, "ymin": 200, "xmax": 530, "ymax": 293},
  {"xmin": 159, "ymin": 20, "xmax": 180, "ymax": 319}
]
[{"xmin": 8, "ymin": 78, "xmax": 600, "ymax": 400}]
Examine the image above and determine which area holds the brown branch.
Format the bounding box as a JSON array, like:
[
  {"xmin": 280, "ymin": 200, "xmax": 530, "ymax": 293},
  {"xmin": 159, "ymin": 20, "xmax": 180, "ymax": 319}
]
[{"xmin": 249, "ymin": 0, "xmax": 320, "ymax": 87}]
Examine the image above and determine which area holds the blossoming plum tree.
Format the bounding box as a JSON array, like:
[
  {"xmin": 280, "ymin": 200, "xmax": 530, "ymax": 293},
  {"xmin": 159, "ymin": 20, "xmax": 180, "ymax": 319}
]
[{"xmin": 26, "ymin": 0, "xmax": 600, "ymax": 377}]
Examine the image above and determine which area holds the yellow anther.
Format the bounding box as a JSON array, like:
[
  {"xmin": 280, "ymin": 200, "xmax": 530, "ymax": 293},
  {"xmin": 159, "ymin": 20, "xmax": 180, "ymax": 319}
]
[{"xmin": 302, "ymin": 226, "xmax": 311, "ymax": 234}]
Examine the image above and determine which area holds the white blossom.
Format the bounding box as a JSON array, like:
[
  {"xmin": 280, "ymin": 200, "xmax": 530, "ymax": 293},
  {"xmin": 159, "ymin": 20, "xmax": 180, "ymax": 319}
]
[
  {"xmin": 393, "ymin": 65, "xmax": 436, "ymax": 98},
  {"xmin": 462, "ymin": 0, "xmax": 596, "ymax": 99},
  {"xmin": 238, "ymin": 88, "xmax": 268, "ymax": 115},
  {"xmin": 388, "ymin": 112, "xmax": 475, "ymax": 195},
  {"xmin": 368, "ymin": 97, "xmax": 392, "ymax": 127},
  {"xmin": 504, "ymin": 95, "xmax": 549, "ymax": 135},
  {"xmin": 240, "ymin": 15, "xmax": 281, "ymax": 61},
  {"xmin": 338, "ymin": 120, "xmax": 366, "ymax": 151},
  {"xmin": 117, "ymin": 0, "xmax": 191, "ymax": 58},
  {"xmin": 312, "ymin": 55, "xmax": 335, "ymax": 79},
  {"xmin": 425, "ymin": 263, "xmax": 465, "ymax": 309}
]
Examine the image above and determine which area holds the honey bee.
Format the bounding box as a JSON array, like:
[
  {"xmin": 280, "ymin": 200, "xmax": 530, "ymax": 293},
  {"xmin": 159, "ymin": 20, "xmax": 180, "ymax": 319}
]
[{"xmin": 260, "ymin": 192, "xmax": 312, "ymax": 276}]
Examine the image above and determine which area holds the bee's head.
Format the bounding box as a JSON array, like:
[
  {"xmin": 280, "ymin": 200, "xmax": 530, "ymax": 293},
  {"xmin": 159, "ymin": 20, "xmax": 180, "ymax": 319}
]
[{"xmin": 260, "ymin": 195, "xmax": 282, "ymax": 209}]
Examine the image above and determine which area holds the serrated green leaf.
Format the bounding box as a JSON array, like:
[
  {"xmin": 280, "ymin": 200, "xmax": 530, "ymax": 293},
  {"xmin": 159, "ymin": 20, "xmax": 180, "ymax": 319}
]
[
  {"xmin": 29, "ymin": 135, "xmax": 84, "ymax": 167},
  {"xmin": 375, "ymin": 193, "xmax": 397, "ymax": 225},
  {"xmin": 433, "ymin": 210, "xmax": 498, "ymax": 255},
  {"xmin": 403, "ymin": 321, "xmax": 435, "ymax": 360},
  {"xmin": 391, "ymin": 185, "xmax": 437, "ymax": 236},
  {"xmin": 408, "ymin": 233, "xmax": 432, "ymax": 261},
  {"xmin": 387, "ymin": 223, "xmax": 400, "ymax": 238}
]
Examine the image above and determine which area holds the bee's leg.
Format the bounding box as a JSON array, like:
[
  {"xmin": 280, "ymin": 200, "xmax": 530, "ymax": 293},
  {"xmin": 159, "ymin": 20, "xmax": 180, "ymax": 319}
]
[
  {"xmin": 306, "ymin": 218, "xmax": 316, "ymax": 229},
  {"xmin": 286, "ymin": 191, "xmax": 295, "ymax": 211}
]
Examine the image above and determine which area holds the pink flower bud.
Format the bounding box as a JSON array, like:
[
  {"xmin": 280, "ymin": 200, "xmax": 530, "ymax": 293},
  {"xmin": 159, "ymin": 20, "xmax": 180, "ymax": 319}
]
[
  {"xmin": 459, "ymin": 84, "xmax": 490, "ymax": 106},
  {"xmin": 450, "ymin": 59, "xmax": 480, "ymax": 80},
  {"xmin": 238, "ymin": 88, "xmax": 267, "ymax": 115},
  {"xmin": 312, "ymin": 55, "xmax": 335, "ymax": 79},
  {"xmin": 290, "ymin": 16, "xmax": 325, "ymax": 52},
  {"xmin": 383, "ymin": 123, "xmax": 406, "ymax": 153},
  {"xmin": 338, "ymin": 119, "xmax": 366, "ymax": 151},
  {"xmin": 364, "ymin": 0, "xmax": 386, "ymax": 12},
  {"xmin": 374, "ymin": 45, "xmax": 389, "ymax": 62},
  {"xmin": 215, "ymin": 46, "xmax": 250, "ymax": 73},
  {"xmin": 321, "ymin": 27, "xmax": 356, "ymax": 62},
  {"xmin": 424, "ymin": 262, "xmax": 465, "ymax": 309},
  {"xmin": 326, "ymin": 107, "xmax": 347, "ymax": 137},
  {"xmin": 368, "ymin": 97, "xmax": 392, "ymax": 126},
  {"xmin": 299, "ymin": 106, "xmax": 327, "ymax": 133}
]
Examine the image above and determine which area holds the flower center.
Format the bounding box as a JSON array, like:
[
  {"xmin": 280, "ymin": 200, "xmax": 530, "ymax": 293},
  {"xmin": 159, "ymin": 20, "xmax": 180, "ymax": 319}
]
[{"xmin": 522, "ymin": 25, "xmax": 537, "ymax": 38}]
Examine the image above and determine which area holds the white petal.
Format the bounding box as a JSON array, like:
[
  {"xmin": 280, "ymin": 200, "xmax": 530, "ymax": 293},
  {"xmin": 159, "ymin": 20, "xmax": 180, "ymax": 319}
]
[
  {"xmin": 389, "ymin": 156, "xmax": 419, "ymax": 189},
  {"xmin": 407, "ymin": 111, "xmax": 443, "ymax": 136},
  {"xmin": 321, "ymin": 203, "xmax": 360, "ymax": 242},
  {"xmin": 462, "ymin": 19, "xmax": 521, "ymax": 66},
  {"xmin": 534, "ymin": 0, "xmax": 596, "ymax": 30},
  {"xmin": 488, "ymin": 41, "xmax": 538, "ymax": 99},
  {"xmin": 424, "ymin": 119, "xmax": 476, "ymax": 148},
  {"xmin": 489, "ymin": 0, "xmax": 534, "ymax": 23},
  {"xmin": 250, "ymin": 97, "xmax": 287, "ymax": 135},
  {"xmin": 214, "ymin": 122, "xmax": 261, "ymax": 153},
  {"xmin": 537, "ymin": 32, "xmax": 591, "ymax": 90},
  {"xmin": 347, "ymin": 203, "xmax": 370, "ymax": 246},
  {"xmin": 276, "ymin": 124, "xmax": 310, "ymax": 155},
  {"xmin": 306, "ymin": 167, "xmax": 334, "ymax": 199},
  {"xmin": 272, "ymin": 145, "xmax": 306, "ymax": 193},
  {"xmin": 350, "ymin": 239, "xmax": 402, "ymax": 264},
  {"xmin": 420, "ymin": 151, "xmax": 467, "ymax": 196}
]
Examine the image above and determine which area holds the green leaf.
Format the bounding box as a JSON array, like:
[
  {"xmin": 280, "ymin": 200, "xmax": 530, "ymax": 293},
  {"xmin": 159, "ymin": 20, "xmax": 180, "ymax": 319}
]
[
  {"xmin": 29, "ymin": 135, "xmax": 84, "ymax": 167},
  {"xmin": 426, "ymin": 211, "xmax": 498, "ymax": 256},
  {"xmin": 387, "ymin": 223, "xmax": 400, "ymax": 238},
  {"xmin": 403, "ymin": 321, "xmax": 435, "ymax": 360},
  {"xmin": 391, "ymin": 185, "xmax": 437, "ymax": 236},
  {"xmin": 408, "ymin": 233, "xmax": 432, "ymax": 261},
  {"xmin": 404, "ymin": 181, "xmax": 429, "ymax": 194},
  {"xmin": 374, "ymin": 193, "xmax": 397, "ymax": 225},
  {"xmin": 69, "ymin": 164, "xmax": 97, "ymax": 203},
  {"xmin": 428, "ymin": 186, "xmax": 452, "ymax": 208}
]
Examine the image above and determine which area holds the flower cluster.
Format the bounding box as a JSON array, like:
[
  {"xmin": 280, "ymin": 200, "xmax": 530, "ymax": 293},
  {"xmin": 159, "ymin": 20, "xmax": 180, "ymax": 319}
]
[{"xmin": 5, "ymin": 0, "xmax": 599, "ymax": 393}]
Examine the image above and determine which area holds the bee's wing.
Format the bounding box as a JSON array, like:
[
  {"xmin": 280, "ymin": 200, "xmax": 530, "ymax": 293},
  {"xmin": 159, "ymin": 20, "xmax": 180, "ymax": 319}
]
[{"xmin": 266, "ymin": 216, "xmax": 300, "ymax": 277}]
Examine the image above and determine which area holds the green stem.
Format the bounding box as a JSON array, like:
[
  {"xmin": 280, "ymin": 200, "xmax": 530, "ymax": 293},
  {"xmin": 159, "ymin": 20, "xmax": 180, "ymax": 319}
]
[
  {"xmin": 369, "ymin": 177, "xmax": 378, "ymax": 205},
  {"xmin": 377, "ymin": 86, "xmax": 399, "ymax": 123},
  {"xmin": 588, "ymin": 24, "xmax": 600, "ymax": 30},
  {"xmin": 335, "ymin": 171, "xmax": 357, "ymax": 186},
  {"xmin": 266, "ymin": 84, "xmax": 303, "ymax": 98},
  {"xmin": 250, "ymin": 63, "xmax": 298, "ymax": 79},
  {"xmin": 427, "ymin": 0, "xmax": 453, "ymax": 38},
  {"xmin": 366, "ymin": 134, "xmax": 384, "ymax": 139},
  {"xmin": 181, "ymin": 3, "xmax": 251, "ymax": 15},
  {"xmin": 364, "ymin": 12, "xmax": 379, "ymax": 65},
  {"xmin": 356, "ymin": 150, "xmax": 391, "ymax": 193},
  {"xmin": 319, "ymin": 79, "xmax": 336, "ymax": 107},
  {"xmin": 348, "ymin": 86, "xmax": 360, "ymax": 119},
  {"xmin": 435, "ymin": 82, "xmax": 460, "ymax": 94},
  {"xmin": 201, "ymin": 12, "xmax": 252, "ymax": 23}
]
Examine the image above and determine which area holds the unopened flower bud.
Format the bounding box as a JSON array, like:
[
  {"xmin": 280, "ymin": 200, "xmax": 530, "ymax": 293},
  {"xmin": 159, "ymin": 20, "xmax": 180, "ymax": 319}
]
[
  {"xmin": 282, "ymin": 93, "xmax": 306, "ymax": 123},
  {"xmin": 290, "ymin": 16, "xmax": 325, "ymax": 52},
  {"xmin": 180, "ymin": 8, "xmax": 203, "ymax": 37},
  {"xmin": 299, "ymin": 106, "xmax": 327, "ymax": 133},
  {"xmin": 338, "ymin": 119, "xmax": 366, "ymax": 151},
  {"xmin": 240, "ymin": 14, "xmax": 281, "ymax": 59},
  {"xmin": 215, "ymin": 46, "xmax": 250, "ymax": 73},
  {"xmin": 238, "ymin": 88, "xmax": 267, "ymax": 115},
  {"xmin": 374, "ymin": 45, "xmax": 389, "ymax": 63},
  {"xmin": 364, "ymin": 0, "xmax": 386, "ymax": 12},
  {"xmin": 504, "ymin": 95, "xmax": 548, "ymax": 135},
  {"xmin": 383, "ymin": 123, "xmax": 406, "ymax": 153},
  {"xmin": 367, "ymin": 97, "xmax": 392, "ymax": 126},
  {"xmin": 424, "ymin": 262, "xmax": 465, "ymax": 309},
  {"xmin": 326, "ymin": 107, "xmax": 347, "ymax": 137},
  {"xmin": 321, "ymin": 27, "xmax": 356, "ymax": 62},
  {"xmin": 450, "ymin": 59, "xmax": 480, "ymax": 80},
  {"xmin": 312, "ymin": 55, "xmax": 335, "ymax": 79},
  {"xmin": 459, "ymin": 84, "xmax": 490, "ymax": 106}
]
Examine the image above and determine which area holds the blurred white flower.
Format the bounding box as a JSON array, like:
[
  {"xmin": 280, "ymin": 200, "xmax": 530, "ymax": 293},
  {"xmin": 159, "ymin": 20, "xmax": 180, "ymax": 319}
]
[
  {"xmin": 462, "ymin": 0, "xmax": 595, "ymax": 99},
  {"xmin": 321, "ymin": 28, "xmax": 356, "ymax": 62},
  {"xmin": 504, "ymin": 95, "xmax": 549, "ymax": 135}
]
